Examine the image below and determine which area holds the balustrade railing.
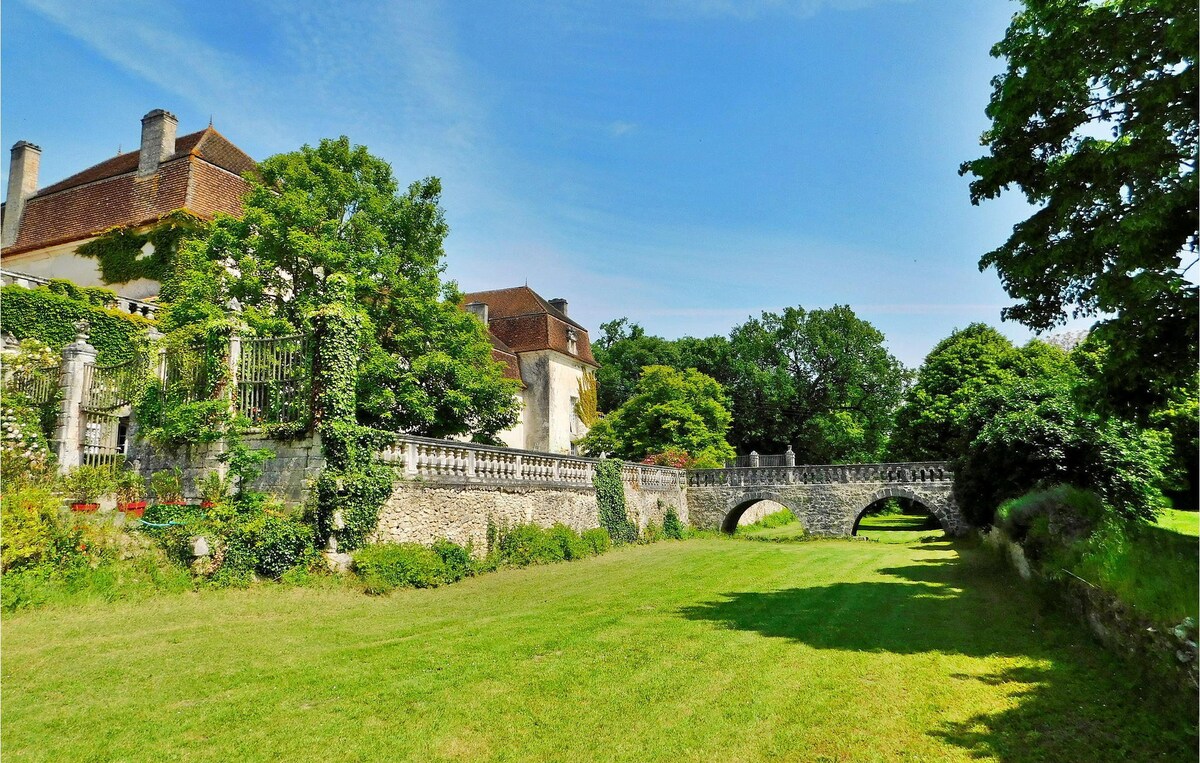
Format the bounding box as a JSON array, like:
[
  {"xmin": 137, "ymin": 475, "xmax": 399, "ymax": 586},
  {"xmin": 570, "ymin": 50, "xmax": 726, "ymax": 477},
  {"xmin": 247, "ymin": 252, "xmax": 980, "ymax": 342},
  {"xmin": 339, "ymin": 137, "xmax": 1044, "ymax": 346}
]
[
  {"xmin": 378, "ymin": 434, "xmax": 688, "ymax": 490},
  {"xmin": 687, "ymin": 461, "xmax": 953, "ymax": 487},
  {"xmin": 1, "ymin": 268, "xmax": 159, "ymax": 319}
]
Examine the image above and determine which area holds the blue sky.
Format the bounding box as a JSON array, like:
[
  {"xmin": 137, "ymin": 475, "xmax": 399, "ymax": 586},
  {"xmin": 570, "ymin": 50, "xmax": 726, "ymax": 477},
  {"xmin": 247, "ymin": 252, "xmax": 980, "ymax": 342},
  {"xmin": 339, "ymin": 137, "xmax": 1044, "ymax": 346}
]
[{"xmin": 2, "ymin": 0, "xmax": 1085, "ymax": 366}]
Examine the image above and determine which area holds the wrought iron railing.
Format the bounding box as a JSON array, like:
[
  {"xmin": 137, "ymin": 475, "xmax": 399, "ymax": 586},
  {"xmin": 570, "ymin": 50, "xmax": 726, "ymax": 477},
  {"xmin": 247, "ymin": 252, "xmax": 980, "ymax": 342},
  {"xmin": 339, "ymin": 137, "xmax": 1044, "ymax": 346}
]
[{"xmin": 237, "ymin": 333, "xmax": 311, "ymax": 427}]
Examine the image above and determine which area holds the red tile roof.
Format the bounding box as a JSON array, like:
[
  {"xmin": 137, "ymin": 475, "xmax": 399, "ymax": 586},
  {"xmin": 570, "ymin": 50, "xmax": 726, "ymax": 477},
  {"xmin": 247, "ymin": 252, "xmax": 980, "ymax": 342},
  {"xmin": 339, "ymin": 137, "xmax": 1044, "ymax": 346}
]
[
  {"xmin": 488, "ymin": 334, "xmax": 525, "ymax": 386},
  {"xmin": 462, "ymin": 286, "xmax": 597, "ymax": 366},
  {"xmin": 2, "ymin": 127, "xmax": 255, "ymax": 257}
]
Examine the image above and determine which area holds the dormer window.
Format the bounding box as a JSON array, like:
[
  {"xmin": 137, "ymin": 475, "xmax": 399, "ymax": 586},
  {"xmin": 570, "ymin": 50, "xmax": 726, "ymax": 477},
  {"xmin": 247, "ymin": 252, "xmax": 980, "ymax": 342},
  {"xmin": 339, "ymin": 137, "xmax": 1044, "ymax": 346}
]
[{"xmin": 566, "ymin": 327, "xmax": 578, "ymax": 355}]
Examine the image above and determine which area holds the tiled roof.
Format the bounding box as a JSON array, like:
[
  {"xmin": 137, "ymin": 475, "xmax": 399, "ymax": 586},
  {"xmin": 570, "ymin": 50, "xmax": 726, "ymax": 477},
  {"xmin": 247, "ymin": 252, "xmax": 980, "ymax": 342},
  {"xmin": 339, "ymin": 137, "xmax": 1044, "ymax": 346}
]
[
  {"xmin": 488, "ymin": 334, "xmax": 525, "ymax": 385},
  {"xmin": 462, "ymin": 286, "xmax": 597, "ymax": 366},
  {"xmin": 2, "ymin": 127, "xmax": 255, "ymax": 257}
]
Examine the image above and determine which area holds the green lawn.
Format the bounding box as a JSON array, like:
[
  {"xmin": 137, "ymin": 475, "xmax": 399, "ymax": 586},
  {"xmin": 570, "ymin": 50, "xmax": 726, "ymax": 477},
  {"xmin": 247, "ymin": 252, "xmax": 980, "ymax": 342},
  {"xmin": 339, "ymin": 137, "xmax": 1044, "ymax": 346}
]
[
  {"xmin": 1156, "ymin": 508, "xmax": 1200, "ymax": 537},
  {"xmin": 3, "ymin": 539, "xmax": 1195, "ymax": 762}
]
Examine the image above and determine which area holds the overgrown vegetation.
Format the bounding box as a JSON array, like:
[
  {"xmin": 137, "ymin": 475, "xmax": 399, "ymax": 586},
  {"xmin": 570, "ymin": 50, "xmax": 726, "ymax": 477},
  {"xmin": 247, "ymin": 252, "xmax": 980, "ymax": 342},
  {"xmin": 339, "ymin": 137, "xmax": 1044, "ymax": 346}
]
[
  {"xmin": 996, "ymin": 486, "xmax": 1198, "ymax": 626},
  {"xmin": 76, "ymin": 211, "xmax": 208, "ymax": 286},
  {"xmin": 0, "ymin": 282, "xmax": 154, "ymax": 363},
  {"xmin": 592, "ymin": 459, "xmax": 638, "ymax": 544}
]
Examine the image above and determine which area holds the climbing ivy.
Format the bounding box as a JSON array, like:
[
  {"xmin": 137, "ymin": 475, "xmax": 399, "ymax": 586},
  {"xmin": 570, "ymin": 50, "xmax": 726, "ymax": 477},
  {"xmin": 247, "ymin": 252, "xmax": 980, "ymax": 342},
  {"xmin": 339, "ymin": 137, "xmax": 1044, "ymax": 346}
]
[
  {"xmin": 576, "ymin": 370, "xmax": 600, "ymax": 427},
  {"xmin": 76, "ymin": 210, "xmax": 207, "ymax": 285},
  {"xmin": 0, "ymin": 284, "xmax": 154, "ymax": 363},
  {"xmin": 593, "ymin": 459, "xmax": 638, "ymax": 544},
  {"xmin": 310, "ymin": 290, "xmax": 396, "ymax": 552},
  {"xmin": 134, "ymin": 318, "xmax": 236, "ymax": 448}
]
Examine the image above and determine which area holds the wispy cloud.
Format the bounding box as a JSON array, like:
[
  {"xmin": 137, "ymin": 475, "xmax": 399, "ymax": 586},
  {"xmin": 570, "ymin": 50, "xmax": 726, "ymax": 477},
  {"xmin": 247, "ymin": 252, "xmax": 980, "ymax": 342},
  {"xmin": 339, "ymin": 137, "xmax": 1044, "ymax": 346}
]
[
  {"xmin": 654, "ymin": 0, "xmax": 913, "ymax": 21},
  {"xmin": 609, "ymin": 121, "xmax": 638, "ymax": 136}
]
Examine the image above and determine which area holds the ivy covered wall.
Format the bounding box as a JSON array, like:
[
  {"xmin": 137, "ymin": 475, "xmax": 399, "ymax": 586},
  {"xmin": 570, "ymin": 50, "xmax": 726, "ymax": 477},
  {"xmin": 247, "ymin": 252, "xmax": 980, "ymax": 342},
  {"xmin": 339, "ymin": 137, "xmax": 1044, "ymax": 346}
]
[
  {"xmin": 0, "ymin": 284, "xmax": 154, "ymax": 362},
  {"xmin": 75, "ymin": 211, "xmax": 208, "ymax": 286}
]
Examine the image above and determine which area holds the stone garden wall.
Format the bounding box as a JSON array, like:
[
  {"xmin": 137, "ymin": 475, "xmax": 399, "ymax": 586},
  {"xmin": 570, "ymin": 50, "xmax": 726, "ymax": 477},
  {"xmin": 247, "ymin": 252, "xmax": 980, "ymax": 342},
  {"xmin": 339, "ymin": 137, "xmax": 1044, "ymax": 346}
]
[
  {"xmin": 370, "ymin": 435, "xmax": 688, "ymax": 553},
  {"xmin": 127, "ymin": 431, "xmax": 324, "ymax": 506}
]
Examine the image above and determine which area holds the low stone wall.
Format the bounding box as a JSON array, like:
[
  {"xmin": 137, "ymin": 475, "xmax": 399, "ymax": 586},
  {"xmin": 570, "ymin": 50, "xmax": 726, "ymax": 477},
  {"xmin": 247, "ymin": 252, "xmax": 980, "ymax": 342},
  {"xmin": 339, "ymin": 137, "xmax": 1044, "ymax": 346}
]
[
  {"xmin": 371, "ymin": 479, "xmax": 688, "ymax": 553},
  {"xmin": 984, "ymin": 528, "xmax": 1199, "ymax": 696},
  {"xmin": 127, "ymin": 431, "xmax": 324, "ymax": 505}
]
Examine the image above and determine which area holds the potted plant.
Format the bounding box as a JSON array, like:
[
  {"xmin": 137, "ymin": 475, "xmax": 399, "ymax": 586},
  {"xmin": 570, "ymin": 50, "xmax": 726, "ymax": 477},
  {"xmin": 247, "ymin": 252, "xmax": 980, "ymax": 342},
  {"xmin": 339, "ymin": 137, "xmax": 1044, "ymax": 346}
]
[
  {"xmin": 151, "ymin": 468, "xmax": 185, "ymax": 506},
  {"xmin": 62, "ymin": 464, "xmax": 113, "ymax": 511},
  {"xmin": 198, "ymin": 472, "xmax": 228, "ymax": 509},
  {"xmin": 115, "ymin": 468, "xmax": 147, "ymax": 516}
]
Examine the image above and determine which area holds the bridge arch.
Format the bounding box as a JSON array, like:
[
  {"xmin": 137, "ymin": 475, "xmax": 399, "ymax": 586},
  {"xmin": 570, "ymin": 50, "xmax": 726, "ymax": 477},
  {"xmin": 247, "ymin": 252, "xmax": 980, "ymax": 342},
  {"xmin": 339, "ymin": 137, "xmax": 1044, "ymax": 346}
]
[
  {"xmin": 721, "ymin": 492, "xmax": 805, "ymax": 534},
  {"xmin": 849, "ymin": 486, "xmax": 956, "ymax": 536}
]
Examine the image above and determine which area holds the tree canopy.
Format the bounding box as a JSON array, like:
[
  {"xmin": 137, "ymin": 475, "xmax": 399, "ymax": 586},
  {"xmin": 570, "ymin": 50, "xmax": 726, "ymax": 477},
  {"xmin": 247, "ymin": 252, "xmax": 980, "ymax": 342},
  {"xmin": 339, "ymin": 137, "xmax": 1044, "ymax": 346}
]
[
  {"xmin": 164, "ymin": 137, "xmax": 520, "ymax": 440},
  {"xmin": 578, "ymin": 365, "xmax": 735, "ymax": 469},
  {"xmin": 961, "ymin": 0, "xmax": 1198, "ymax": 417},
  {"xmin": 953, "ymin": 351, "xmax": 1171, "ymax": 526},
  {"xmin": 725, "ymin": 306, "xmax": 907, "ymax": 463},
  {"xmin": 592, "ymin": 319, "xmax": 684, "ymax": 414},
  {"xmin": 889, "ymin": 324, "xmax": 1075, "ymax": 461}
]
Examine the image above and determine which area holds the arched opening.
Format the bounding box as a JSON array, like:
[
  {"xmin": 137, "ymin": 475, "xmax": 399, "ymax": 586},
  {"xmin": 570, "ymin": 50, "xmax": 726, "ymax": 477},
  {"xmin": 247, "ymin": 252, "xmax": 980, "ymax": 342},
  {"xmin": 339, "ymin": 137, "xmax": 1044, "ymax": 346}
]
[
  {"xmin": 722, "ymin": 496, "xmax": 805, "ymax": 536},
  {"xmin": 851, "ymin": 492, "xmax": 945, "ymax": 542}
]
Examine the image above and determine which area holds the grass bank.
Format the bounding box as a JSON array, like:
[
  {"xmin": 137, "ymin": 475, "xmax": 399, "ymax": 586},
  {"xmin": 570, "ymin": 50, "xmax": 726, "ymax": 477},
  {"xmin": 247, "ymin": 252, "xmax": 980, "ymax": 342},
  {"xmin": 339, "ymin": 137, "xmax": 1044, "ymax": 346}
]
[{"xmin": 3, "ymin": 538, "xmax": 1193, "ymax": 762}]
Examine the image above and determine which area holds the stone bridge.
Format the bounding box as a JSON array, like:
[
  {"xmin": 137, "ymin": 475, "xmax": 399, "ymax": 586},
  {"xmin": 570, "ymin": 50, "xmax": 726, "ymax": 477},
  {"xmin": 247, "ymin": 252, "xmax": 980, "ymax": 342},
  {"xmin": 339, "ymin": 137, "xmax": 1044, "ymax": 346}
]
[{"xmin": 687, "ymin": 462, "xmax": 968, "ymax": 537}]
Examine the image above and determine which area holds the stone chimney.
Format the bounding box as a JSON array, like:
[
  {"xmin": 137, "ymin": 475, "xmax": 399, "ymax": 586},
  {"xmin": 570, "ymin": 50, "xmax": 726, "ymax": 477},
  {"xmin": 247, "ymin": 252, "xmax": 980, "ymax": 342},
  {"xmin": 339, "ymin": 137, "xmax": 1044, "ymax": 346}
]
[
  {"xmin": 465, "ymin": 301, "xmax": 489, "ymax": 325},
  {"xmin": 548, "ymin": 298, "xmax": 568, "ymax": 316},
  {"xmin": 138, "ymin": 109, "xmax": 178, "ymax": 178},
  {"xmin": 2, "ymin": 141, "xmax": 41, "ymax": 249}
]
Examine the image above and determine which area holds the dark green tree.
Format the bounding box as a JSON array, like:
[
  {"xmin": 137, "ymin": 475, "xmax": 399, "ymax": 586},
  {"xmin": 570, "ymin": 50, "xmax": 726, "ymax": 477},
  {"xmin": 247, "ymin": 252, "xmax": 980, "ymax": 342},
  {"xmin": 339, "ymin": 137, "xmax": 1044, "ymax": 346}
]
[
  {"xmin": 725, "ymin": 306, "xmax": 907, "ymax": 463},
  {"xmin": 954, "ymin": 370, "xmax": 1171, "ymax": 527},
  {"xmin": 962, "ymin": 0, "xmax": 1198, "ymax": 417},
  {"xmin": 165, "ymin": 137, "xmax": 520, "ymax": 440},
  {"xmin": 592, "ymin": 319, "xmax": 682, "ymax": 414}
]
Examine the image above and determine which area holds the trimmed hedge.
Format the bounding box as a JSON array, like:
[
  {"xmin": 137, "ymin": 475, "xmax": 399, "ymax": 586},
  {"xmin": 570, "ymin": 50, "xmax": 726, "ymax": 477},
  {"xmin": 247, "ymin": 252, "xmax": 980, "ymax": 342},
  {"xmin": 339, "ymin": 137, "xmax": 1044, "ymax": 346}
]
[{"xmin": 0, "ymin": 284, "xmax": 154, "ymax": 362}]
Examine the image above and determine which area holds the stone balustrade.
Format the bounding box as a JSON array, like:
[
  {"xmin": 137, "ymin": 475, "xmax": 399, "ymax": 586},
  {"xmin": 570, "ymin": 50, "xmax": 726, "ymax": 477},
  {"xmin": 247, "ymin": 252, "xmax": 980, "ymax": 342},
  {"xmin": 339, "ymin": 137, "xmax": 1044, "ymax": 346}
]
[
  {"xmin": 1, "ymin": 267, "xmax": 159, "ymax": 319},
  {"xmin": 377, "ymin": 434, "xmax": 687, "ymax": 490},
  {"xmin": 687, "ymin": 461, "xmax": 953, "ymax": 488}
]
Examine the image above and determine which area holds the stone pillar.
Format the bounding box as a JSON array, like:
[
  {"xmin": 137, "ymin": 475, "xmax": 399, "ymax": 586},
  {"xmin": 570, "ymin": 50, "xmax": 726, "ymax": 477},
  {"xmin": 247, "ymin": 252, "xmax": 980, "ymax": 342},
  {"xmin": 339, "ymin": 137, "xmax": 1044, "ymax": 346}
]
[
  {"xmin": 1, "ymin": 333, "xmax": 19, "ymax": 385},
  {"xmin": 146, "ymin": 327, "xmax": 166, "ymax": 385},
  {"xmin": 54, "ymin": 321, "xmax": 97, "ymax": 474},
  {"xmin": 748, "ymin": 451, "xmax": 759, "ymax": 468},
  {"xmin": 784, "ymin": 445, "xmax": 795, "ymax": 467},
  {"xmin": 217, "ymin": 309, "xmax": 244, "ymax": 487}
]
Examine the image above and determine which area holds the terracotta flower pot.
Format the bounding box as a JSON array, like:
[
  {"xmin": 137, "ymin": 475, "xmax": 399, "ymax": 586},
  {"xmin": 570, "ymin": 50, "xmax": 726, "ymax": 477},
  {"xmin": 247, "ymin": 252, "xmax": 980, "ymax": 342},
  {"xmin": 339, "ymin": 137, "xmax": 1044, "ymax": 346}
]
[
  {"xmin": 70, "ymin": 502, "xmax": 100, "ymax": 512},
  {"xmin": 200, "ymin": 500, "xmax": 216, "ymax": 508},
  {"xmin": 118, "ymin": 501, "xmax": 147, "ymax": 517}
]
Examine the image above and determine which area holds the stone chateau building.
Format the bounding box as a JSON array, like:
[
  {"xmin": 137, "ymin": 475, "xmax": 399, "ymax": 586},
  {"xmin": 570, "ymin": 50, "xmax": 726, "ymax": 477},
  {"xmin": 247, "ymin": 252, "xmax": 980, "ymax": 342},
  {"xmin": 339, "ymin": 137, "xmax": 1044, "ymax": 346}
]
[{"xmin": 0, "ymin": 109, "xmax": 594, "ymax": 453}]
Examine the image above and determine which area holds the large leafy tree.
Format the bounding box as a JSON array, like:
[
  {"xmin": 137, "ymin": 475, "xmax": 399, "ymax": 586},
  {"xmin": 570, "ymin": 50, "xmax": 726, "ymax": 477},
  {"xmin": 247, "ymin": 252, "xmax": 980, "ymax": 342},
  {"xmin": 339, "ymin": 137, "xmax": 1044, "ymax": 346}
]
[
  {"xmin": 725, "ymin": 306, "xmax": 907, "ymax": 463},
  {"xmin": 889, "ymin": 325, "xmax": 1074, "ymax": 460},
  {"xmin": 590, "ymin": 319, "xmax": 733, "ymax": 415},
  {"xmin": 592, "ymin": 319, "xmax": 683, "ymax": 414},
  {"xmin": 578, "ymin": 365, "xmax": 735, "ymax": 468},
  {"xmin": 954, "ymin": 359, "xmax": 1171, "ymax": 527},
  {"xmin": 165, "ymin": 137, "xmax": 520, "ymax": 440},
  {"xmin": 962, "ymin": 0, "xmax": 1198, "ymax": 417}
]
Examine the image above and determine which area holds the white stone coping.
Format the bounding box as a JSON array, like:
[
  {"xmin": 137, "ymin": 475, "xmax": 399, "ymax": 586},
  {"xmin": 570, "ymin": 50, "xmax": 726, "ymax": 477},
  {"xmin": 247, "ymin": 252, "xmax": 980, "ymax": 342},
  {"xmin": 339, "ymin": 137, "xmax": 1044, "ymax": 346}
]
[
  {"xmin": 687, "ymin": 461, "xmax": 954, "ymax": 487},
  {"xmin": 378, "ymin": 434, "xmax": 687, "ymax": 490}
]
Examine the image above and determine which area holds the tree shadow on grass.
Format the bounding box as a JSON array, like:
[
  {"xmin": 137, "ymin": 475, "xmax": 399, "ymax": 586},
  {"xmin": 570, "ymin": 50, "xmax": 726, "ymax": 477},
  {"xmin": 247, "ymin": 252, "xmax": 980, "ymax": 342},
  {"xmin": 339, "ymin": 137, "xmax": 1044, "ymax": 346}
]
[{"xmin": 677, "ymin": 553, "xmax": 1197, "ymax": 761}]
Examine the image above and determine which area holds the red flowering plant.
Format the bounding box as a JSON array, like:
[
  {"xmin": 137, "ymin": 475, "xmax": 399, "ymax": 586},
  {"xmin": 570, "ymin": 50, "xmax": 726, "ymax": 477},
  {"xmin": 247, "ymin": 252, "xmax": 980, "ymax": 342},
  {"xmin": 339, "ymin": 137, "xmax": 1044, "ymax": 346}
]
[{"xmin": 641, "ymin": 449, "xmax": 694, "ymax": 469}]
